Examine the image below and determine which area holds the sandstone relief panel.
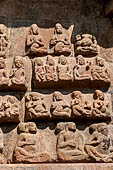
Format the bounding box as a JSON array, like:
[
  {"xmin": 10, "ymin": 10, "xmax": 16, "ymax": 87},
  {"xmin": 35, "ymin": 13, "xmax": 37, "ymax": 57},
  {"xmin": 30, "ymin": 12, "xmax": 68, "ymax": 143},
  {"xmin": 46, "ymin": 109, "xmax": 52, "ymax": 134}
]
[
  {"xmin": 25, "ymin": 91, "xmax": 111, "ymax": 121},
  {"xmin": 33, "ymin": 56, "xmax": 110, "ymax": 89}
]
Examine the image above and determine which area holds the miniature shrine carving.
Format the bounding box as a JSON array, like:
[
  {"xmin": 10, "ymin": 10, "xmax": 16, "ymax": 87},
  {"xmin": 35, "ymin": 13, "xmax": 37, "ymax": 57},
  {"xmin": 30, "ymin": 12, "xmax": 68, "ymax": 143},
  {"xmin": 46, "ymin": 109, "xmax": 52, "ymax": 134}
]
[
  {"xmin": 50, "ymin": 23, "xmax": 71, "ymax": 56},
  {"xmin": 26, "ymin": 24, "xmax": 48, "ymax": 56},
  {"xmin": 13, "ymin": 122, "xmax": 51, "ymax": 163},
  {"xmin": 25, "ymin": 93, "xmax": 50, "ymax": 120},
  {"xmin": 50, "ymin": 92, "xmax": 71, "ymax": 118},
  {"xmin": 75, "ymin": 34, "xmax": 99, "ymax": 57}
]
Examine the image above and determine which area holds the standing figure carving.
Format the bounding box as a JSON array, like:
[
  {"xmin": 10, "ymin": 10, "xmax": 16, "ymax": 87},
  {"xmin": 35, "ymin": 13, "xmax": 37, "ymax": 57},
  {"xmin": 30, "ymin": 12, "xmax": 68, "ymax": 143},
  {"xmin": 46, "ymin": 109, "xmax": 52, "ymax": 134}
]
[
  {"xmin": 57, "ymin": 55, "xmax": 73, "ymax": 81},
  {"xmin": 55, "ymin": 122, "xmax": 87, "ymax": 162},
  {"xmin": 0, "ymin": 58, "xmax": 8, "ymax": 86},
  {"xmin": 50, "ymin": 23, "xmax": 71, "ymax": 56},
  {"xmin": 25, "ymin": 93, "xmax": 50, "ymax": 120},
  {"xmin": 35, "ymin": 58, "xmax": 45, "ymax": 82},
  {"xmin": 45, "ymin": 55, "xmax": 57, "ymax": 81},
  {"xmin": 14, "ymin": 122, "xmax": 51, "ymax": 163},
  {"xmin": 50, "ymin": 91, "xmax": 71, "ymax": 118},
  {"xmin": 26, "ymin": 24, "xmax": 48, "ymax": 56}
]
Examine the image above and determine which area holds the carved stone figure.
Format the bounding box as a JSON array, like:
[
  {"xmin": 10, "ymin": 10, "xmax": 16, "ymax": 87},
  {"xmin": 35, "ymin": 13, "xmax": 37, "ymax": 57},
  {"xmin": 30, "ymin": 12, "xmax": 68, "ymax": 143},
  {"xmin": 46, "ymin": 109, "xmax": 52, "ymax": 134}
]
[
  {"xmin": 25, "ymin": 93, "xmax": 50, "ymax": 120},
  {"xmin": 50, "ymin": 23, "xmax": 71, "ymax": 56},
  {"xmin": 35, "ymin": 58, "xmax": 45, "ymax": 82},
  {"xmin": 85, "ymin": 123, "xmax": 113, "ymax": 162},
  {"xmin": 0, "ymin": 129, "xmax": 4, "ymax": 164},
  {"xmin": 14, "ymin": 122, "xmax": 51, "ymax": 163},
  {"xmin": 45, "ymin": 55, "xmax": 57, "ymax": 81},
  {"xmin": 71, "ymin": 91, "xmax": 91, "ymax": 117},
  {"xmin": 91, "ymin": 57, "xmax": 110, "ymax": 82},
  {"xmin": 55, "ymin": 122, "xmax": 87, "ymax": 162},
  {"xmin": 92, "ymin": 90, "xmax": 110, "ymax": 118},
  {"xmin": 73, "ymin": 55, "xmax": 91, "ymax": 80},
  {"xmin": 50, "ymin": 92, "xmax": 71, "ymax": 118},
  {"xmin": 57, "ymin": 55, "xmax": 73, "ymax": 81},
  {"xmin": 0, "ymin": 58, "xmax": 8, "ymax": 86},
  {"xmin": 75, "ymin": 34, "xmax": 99, "ymax": 56},
  {"xmin": 0, "ymin": 95, "xmax": 20, "ymax": 122},
  {"xmin": 0, "ymin": 24, "xmax": 8, "ymax": 58},
  {"xmin": 9, "ymin": 56, "xmax": 27, "ymax": 90},
  {"xmin": 26, "ymin": 24, "xmax": 48, "ymax": 56}
]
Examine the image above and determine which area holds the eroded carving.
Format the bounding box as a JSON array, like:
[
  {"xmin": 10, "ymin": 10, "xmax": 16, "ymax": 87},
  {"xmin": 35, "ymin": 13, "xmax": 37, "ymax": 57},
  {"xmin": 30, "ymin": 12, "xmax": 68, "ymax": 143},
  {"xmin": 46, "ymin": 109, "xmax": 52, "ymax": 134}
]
[
  {"xmin": 50, "ymin": 23, "xmax": 71, "ymax": 56},
  {"xmin": 25, "ymin": 93, "xmax": 50, "ymax": 120},
  {"xmin": 50, "ymin": 92, "xmax": 71, "ymax": 118},
  {"xmin": 71, "ymin": 91, "xmax": 91, "ymax": 117},
  {"xmin": 0, "ymin": 58, "xmax": 8, "ymax": 86},
  {"xmin": 26, "ymin": 24, "xmax": 48, "ymax": 56},
  {"xmin": 85, "ymin": 123, "xmax": 113, "ymax": 162},
  {"xmin": 92, "ymin": 90, "xmax": 110, "ymax": 118},
  {"xmin": 45, "ymin": 55, "xmax": 57, "ymax": 81},
  {"xmin": 91, "ymin": 57, "xmax": 110, "ymax": 82},
  {"xmin": 73, "ymin": 55, "xmax": 91, "ymax": 80},
  {"xmin": 55, "ymin": 122, "xmax": 87, "ymax": 162},
  {"xmin": 14, "ymin": 122, "xmax": 51, "ymax": 163},
  {"xmin": 75, "ymin": 34, "xmax": 99, "ymax": 57},
  {"xmin": 0, "ymin": 95, "xmax": 20, "ymax": 122},
  {"xmin": 57, "ymin": 55, "xmax": 73, "ymax": 81},
  {"xmin": 0, "ymin": 24, "xmax": 8, "ymax": 58},
  {"xmin": 35, "ymin": 58, "xmax": 45, "ymax": 82},
  {"xmin": 9, "ymin": 56, "xmax": 27, "ymax": 90}
]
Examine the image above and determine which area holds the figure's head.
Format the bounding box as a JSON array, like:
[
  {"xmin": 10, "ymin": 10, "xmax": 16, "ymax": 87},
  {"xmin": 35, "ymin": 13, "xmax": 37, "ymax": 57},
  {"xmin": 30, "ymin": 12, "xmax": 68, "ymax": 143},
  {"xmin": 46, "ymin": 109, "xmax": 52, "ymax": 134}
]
[
  {"xmin": 76, "ymin": 55, "xmax": 85, "ymax": 65},
  {"xmin": 35, "ymin": 59, "xmax": 43, "ymax": 66},
  {"xmin": 82, "ymin": 34, "xmax": 92, "ymax": 40},
  {"xmin": 14, "ymin": 56, "xmax": 24, "ymax": 68},
  {"xmin": 27, "ymin": 122, "xmax": 37, "ymax": 134},
  {"xmin": 75, "ymin": 34, "xmax": 81, "ymax": 41},
  {"xmin": 55, "ymin": 23, "xmax": 63, "ymax": 34},
  {"xmin": 0, "ymin": 58, "xmax": 5, "ymax": 69},
  {"xmin": 96, "ymin": 57, "xmax": 104, "ymax": 67},
  {"xmin": 97, "ymin": 123, "xmax": 108, "ymax": 136},
  {"xmin": 71, "ymin": 91, "xmax": 82, "ymax": 100},
  {"xmin": 7, "ymin": 96, "xmax": 16, "ymax": 105},
  {"xmin": 46, "ymin": 55, "xmax": 55, "ymax": 66},
  {"xmin": 0, "ymin": 24, "xmax": 5, "ymax": 34},
  {"xmin": 17, "ymin": 123, "xmax": 28, "ymax": 134},
  {"xmin": 93, "ymin": 90, "xmax": 104, "ymax": 101},
  {"xmin": 66, "ymin": 122, "xmax": 76, "ymax": 132},
  {"xmin": 53, "ymin": 91, "xmax": 63, "ymax": 101},
  {"xmin": 55, "ymin": 122, "xmax": 76, "ymax": 134},
  {"xmin": 58, "ymin": 55, "xmax": 68, "ymax": 65},
  {"xmin": 31, "ymin": 24, "xmax": 39, "ymax": 35}
]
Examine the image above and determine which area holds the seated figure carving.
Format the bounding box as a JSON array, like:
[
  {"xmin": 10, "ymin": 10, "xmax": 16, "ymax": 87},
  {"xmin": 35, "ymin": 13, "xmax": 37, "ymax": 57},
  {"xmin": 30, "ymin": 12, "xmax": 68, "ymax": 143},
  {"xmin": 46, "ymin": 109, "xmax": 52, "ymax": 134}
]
[
  {"xmin": 71, "ymin": 91, "xmax": 91, "ymax": 117},
  {"xmin": 50, "ymin": 91, "xmax": 71, "ymax": 118},
  {"xmin": 50, "ymin": 23, "xmax": 71, "ymax": 56},
  {"xmin": 45, "ymin": 55, "xmax": 57, "ymax": 81},
  {"xmin": 35, "ymin": 58, "xmax": 45, "ymax": 82},
  {"xmin": 14, "ymin": 122, "xmax": 50, "ymax": 163},
  {"xmin": 55, "ymin": 122, "xmax": 87, "ymax": 162},
  {"xmin": 0, "ymin": 24, "xmax": 8, "ymax": 58},
  {"xmin": 85, "ymin": 123, "xmax": 113, "ymax": 162},
  {"xmin": 9, "ymin": 56, "xmax": 27, "ymax": 89},
  {"xmin": 0, "ymin": 58, "xmax": 8, "ymax": 86},
  {"xmin": 73, "ymin": 55, "xmax": 91, "ymax": 80},
  {"xmin": 57, "ymin": 55, "xmax": 73, "ymax": 81},
  {"xmin": 0, "ymin": 96, "xmax": 20, "ymax": 122},
  {"xmin": 25, "ymin": 93, "xmax": 50, "ymax": 120},
  {"xmin": 92, "ymin": 90, "xmax": 110, "ymax": 118},
  {"xmin": 75, "ymin": 34, "xmax": 99, "ymax": 56},
  {"xmin": 26, "ymin": 24, "xmax": 47, "ymax": 56},
  {"xmin": 91, "ymin": 57, "xmax": 110, "ymax": 82}
]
